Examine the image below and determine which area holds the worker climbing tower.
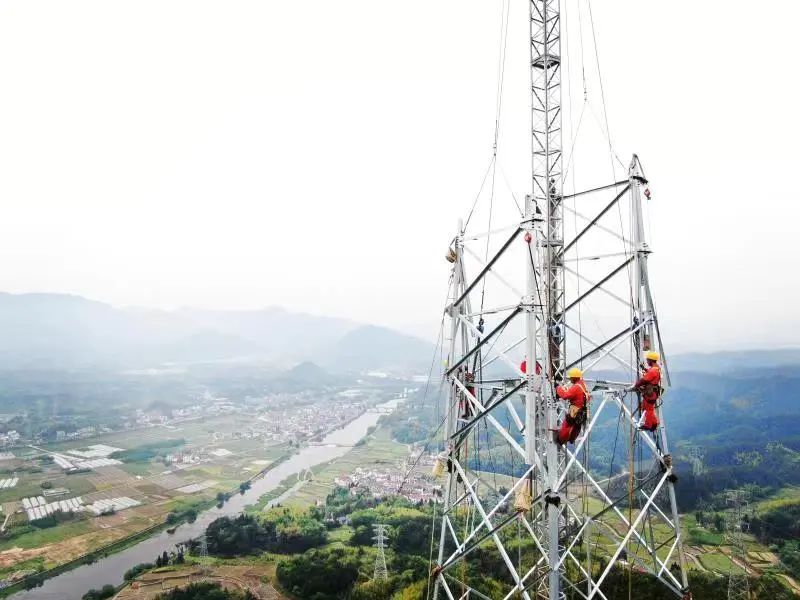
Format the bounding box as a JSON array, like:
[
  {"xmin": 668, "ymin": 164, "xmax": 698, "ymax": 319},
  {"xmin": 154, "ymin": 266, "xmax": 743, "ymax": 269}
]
[{"xmin": 432, "ymin": 1, "xmax": 690, "ymax": 599}]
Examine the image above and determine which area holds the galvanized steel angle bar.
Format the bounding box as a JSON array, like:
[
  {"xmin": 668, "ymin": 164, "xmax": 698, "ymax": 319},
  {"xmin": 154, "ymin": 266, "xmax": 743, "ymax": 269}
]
[
  {"xmin": 451, "ymin": 459, "xmax": 534, "ymax": 600},
  {"xmin": 453, "ymin": 228, "xmax": 522, "ymax": 308},
  {"xmin": 559, "ymin": 449, "xmax": 680, "ymax": 584},
  {"xmin": 446, "ymin": 307, "xmax": 522, "ymax": 376}
]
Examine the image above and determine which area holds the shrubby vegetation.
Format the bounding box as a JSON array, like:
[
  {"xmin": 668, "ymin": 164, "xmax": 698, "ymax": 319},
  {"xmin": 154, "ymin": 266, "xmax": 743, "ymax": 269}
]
[
  {"xmin": 154, "ymin": 582, "xmax": 255, "ymax": 600},
  {"xmin": 276, "ymin": 547, "xmax": 361, "ymax": 600},
  {"xmin": 123, "ymin": 562, "xmax": 154, "ymax": 581},
  {"xmin": 81, "ymin": 584, "xmax": 116, "ymax": 600},
  {"xmin": 749, "ymin": 499, "xmax": 800, "ymax": 579},
  {"xmin": 202, "ymin": 510, "xmax": 327, "ymax": 557}
]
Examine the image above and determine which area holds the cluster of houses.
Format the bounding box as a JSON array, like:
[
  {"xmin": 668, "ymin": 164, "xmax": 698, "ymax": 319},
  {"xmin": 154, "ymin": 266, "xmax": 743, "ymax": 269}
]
[
  {"xmin": 53, "ymin": 426, "xmax": 106, "ymax": 442},
  {"xmin": 334, "ymin": 462, "xmax": 442, "ymax": 505},
  {"xmin": 257, "ymin": 401, "xmax": 366, "ymax": 444},
  {"xmin": 0, "ymin": 431, "xmax": 20, "ymax": 448}
]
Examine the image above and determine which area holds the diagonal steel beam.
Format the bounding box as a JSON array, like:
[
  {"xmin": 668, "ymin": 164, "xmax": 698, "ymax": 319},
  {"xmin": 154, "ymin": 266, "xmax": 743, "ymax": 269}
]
[
  {"xmin": 450, "ymin": 380, "xmax": 526, "ymax": 444},
  {"xmin": 563, "ymin": 257, "xmax": 634, "ymax": 314},
  {"xmin": 464, "ymin": 245, "xmax": 524, "ymax": 298},
  {"xmin": 451, "ymin": 459, "xmax": 533, "ymax": 600},
  {"xmin": 453, "ymin": 228, "xmax": 522, "ymax": 307},
  {"xmin": 564, "ymin": 265, "xmax": 632, "ymax": 308},
  {"xmin": 562, "ymin": 185, "xmax": 630, "ymax": 255},
  {"xmin": 458, "ymin": 314, "xmax": 523, "ymax": 376},
  {"xmin": 443, "ymin": 465, "xmax": 536, "ymax": 568},
  {"xmin": 565, "ymin": 328, "xmax": 632, "ymax": 371},
  {"xmin": 561, "ymin": 181, "xmax": 628, "ymax": 200},
  {"xmin": 587, "ymin": 472, "xmax": 671, "ymax": 599},
  {"xmin": 452, "ymin": 378, "xmax": 527, "ymax": 460},
  {"xmin": 446, "ymin": 306, "xmax": 522, "ymax": 377}
]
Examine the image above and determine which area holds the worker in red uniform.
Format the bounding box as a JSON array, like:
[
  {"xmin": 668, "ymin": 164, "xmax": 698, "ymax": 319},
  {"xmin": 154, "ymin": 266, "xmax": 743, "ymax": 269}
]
[
  {"xmin": 556, "ymin": 367, "xmax": 589, "ymax": 445},
  {"xmin": 632, "ymin": 351, "xmax": 662, "ymax": 431}
]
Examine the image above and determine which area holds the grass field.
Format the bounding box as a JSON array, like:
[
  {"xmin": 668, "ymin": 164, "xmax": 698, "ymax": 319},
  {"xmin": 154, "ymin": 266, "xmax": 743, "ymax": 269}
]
[
  {"xmin": 0, "ymin": 517, "xmax": 97, "ymax": 551},
  {"xmin": 0, "ymin": 418, "xmax": 293, "ymax": 578},
  {"xmin": 698, "ymin": 551, "xmax": 744, "ymax": 574}
]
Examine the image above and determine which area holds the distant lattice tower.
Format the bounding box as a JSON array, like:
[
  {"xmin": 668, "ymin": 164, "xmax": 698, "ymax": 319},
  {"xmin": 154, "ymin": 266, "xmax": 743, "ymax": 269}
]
[
  {"xmin": 689, "ymin": 446, "xmax": 706, "ymax": 476},
  {"xmin": 726, "ymin": 490, "xmax": 751, "ymax": 600},
  {"xmin": 198, "ymin": 534, "xmax": 209, "ymax": 560},
  {"xmin": 372, "ymin": 524, "xmax": 389, "ymax": 581}
]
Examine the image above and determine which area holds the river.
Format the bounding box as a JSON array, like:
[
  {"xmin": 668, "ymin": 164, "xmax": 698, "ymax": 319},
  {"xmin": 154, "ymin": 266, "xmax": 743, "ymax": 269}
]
[{"xmin": 11, "ymin": 403, "xmax": 398, "ymax": 599}]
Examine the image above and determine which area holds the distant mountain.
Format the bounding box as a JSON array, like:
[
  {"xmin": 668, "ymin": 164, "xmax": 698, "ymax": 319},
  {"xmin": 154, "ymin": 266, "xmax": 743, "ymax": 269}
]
[
  {"xmin": 668, "ymin": 348, "xmax": 800, "ymax": 374},
  {"xmin": 317, "ymin": 324, "xmax": 434, "ymax": 373},
  {"xmin": 0, "ymin": 292, "xmax": 430, "ymax": 373},
  {"xmin": 175, "ymin": 307, "xmax": 356, "ymax": 358}
]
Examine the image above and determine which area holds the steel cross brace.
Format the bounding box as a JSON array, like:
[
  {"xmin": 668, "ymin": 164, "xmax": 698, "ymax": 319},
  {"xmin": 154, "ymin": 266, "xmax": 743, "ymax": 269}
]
[
  {"xmin": 452, "ymin": 377, "xmax": 528, "ymax": 460},
  {"xmin": 587, "ymin": 472, "xmax": 673, "ymax": 599},
  {"xmin": 450, "ymin": 379, "xmax": 527, "ymax": 449},
  {"xmin": 554, "ymin": 392, "xmax": 610, "ymax": 490},
  {"xmin": 445, "ymin": 306, "xmax": 522, "ymax": 377},
  {"xmin": 458, "ymin": 313, "xmax": 524, "ymax": 377},
  {"xmin": 451, "ymin": 458, "xmax": 534, "ymax": 600},
  {"xmin": 442, "ymin": 573, "xmax": 495, "ymax": 600},
  {"xmin": 441, "ymin": 465, "xmax": 536, "ymax": 568},
  {"xmin": 559, "ymin": 447, "xmax": 683, "ymax": 590}
]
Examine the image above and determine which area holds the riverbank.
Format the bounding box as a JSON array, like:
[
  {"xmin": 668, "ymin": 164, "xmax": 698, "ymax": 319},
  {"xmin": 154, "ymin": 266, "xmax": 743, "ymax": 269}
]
[
  {"xmin": 7, "ymin": 403, "xmax": 394, "ymax": 599},
  {"xmin": 0, "ymin": 447, "xmax": 301, "ymax": 599}
]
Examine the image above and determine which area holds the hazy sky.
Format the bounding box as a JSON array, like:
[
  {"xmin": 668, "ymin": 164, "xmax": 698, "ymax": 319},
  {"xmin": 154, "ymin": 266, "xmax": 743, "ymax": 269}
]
[{"xmin": 0, "ymin": 1, "xmax": 797, "ymax": 352}]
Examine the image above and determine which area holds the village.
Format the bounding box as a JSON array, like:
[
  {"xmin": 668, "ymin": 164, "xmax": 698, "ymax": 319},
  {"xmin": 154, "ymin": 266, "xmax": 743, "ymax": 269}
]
[{"xmin": 332, "ymin": 449, "xmax": 441, "ymax": 505}]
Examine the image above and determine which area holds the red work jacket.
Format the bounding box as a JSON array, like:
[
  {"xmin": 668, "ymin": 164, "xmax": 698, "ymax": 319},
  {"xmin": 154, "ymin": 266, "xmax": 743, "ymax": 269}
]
[
  {"xmin": 635, "ymin": 365, "xmax": 661, "ymax": 403},
  {"xmin": 556, "ymin": 380, "xmax": 588, "ymax": 409}
]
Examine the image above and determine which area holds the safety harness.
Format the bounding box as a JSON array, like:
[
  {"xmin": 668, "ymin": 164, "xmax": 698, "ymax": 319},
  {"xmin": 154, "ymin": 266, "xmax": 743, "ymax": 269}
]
[{"xmin": 566, "ymin": 381, "xmax": 590, "ymax": 426}]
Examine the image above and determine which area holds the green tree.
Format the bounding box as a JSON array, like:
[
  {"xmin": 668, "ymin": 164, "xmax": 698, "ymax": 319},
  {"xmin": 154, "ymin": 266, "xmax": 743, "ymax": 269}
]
[
  {"xmin": 351, "ymin": 579, "xmax": 395, "ymax": 600},
  {"xmin": 276, "ymin": 547, "xmax": 360, "ymax": 600}
]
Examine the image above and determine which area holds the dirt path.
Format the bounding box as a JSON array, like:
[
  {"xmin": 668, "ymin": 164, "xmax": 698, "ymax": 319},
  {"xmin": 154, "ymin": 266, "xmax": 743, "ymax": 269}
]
[
  {"xmin": 685, "ymin": 552, "xmax": 707, "ymax": 572},
  {"xmin": 778, "ymin": 574, "xmax": 800, "ymax": 596}
]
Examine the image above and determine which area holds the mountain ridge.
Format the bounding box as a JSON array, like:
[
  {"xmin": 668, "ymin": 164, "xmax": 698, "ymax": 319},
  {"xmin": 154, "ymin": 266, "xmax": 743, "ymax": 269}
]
[{"xmin": 0, "ymin": 292, "xmax": 431, "ymax": 372}]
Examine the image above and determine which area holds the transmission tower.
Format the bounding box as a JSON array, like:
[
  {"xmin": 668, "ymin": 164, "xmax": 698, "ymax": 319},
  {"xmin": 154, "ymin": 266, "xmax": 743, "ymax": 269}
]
[
  {"xmin": 726, "ymin": 491, "xmax": 751, "ymax": 600},
  {"xmin": 689, "ymin": 446, "xmax": 706, "ymax": 476},
  {"xmin": 431, "ymin": 1, "xmax": 690, "ymax": 599},
  {"xmin": 198, "ymin": 534, "xmax": 209, "ymax": 560},
  {"xmin": 373, "ymin": 524, "xmax": 389, "ymax": 581}
]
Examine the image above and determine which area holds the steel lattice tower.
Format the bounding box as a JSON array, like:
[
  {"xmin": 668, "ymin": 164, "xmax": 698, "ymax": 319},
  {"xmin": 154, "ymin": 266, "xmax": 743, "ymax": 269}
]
[
  {"xmin": 431, "ymin": 2, "xmax": 690, "ymax": 599},
  {"xmin": 373, "ymin": 524, "xmax": 389, "ymax": 581},
  {"xmin": 726, "ymin": 491, "xmax": 751, "ymax": 600},
  {"xmin": 198, "ymin": 534, "xmax": 209, "ymax": 560}
]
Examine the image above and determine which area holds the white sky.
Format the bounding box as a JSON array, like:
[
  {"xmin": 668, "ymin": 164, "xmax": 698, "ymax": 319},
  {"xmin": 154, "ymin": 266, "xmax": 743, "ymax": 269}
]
[{"xmin": 0, "ymin": 0, "xmax": 797, "ymax": 352}]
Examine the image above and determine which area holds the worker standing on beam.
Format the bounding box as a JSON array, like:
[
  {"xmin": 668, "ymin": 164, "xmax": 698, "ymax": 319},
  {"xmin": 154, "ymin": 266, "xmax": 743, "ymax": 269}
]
[
  {"xmin": 632, "ymin": 351, "xmax": 662, "ymax": 431},
  {"xmin": 555, "ymin": 367, "xmax": 589, "ymax": 445}
]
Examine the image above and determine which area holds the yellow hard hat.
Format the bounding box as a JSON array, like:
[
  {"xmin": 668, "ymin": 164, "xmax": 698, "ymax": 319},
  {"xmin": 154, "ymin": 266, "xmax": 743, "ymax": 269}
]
[
  {"xmin": 567, "ymin": 367, "xmax": 582, "ymax": 379},
  {"xmin": 645, "ymin": 351, "xmax": 660, "ymax": 362}
]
